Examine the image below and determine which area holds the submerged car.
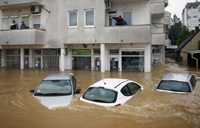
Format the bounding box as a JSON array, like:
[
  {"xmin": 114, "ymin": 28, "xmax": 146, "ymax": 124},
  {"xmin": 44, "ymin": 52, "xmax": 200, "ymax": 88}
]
[
  {"xmin": 30, "ymin": 73, "xmax": 81, "ymax": 109},
  {"xmin": 156, "ymin": 73, "xmax": 196, "ymax": 93},
  {"xmin": 80, "ymin": 78, "xmax": 143, "ymax": 107}
]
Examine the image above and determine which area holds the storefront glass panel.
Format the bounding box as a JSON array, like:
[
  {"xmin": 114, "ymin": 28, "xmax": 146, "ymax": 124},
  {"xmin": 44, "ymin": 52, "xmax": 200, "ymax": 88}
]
[
  {"xmin": 110, "ymin": 58, "xmax": 118, "ymax": 70},
  {"xmin": 5, "ymin": 49, "xmax": 20, "ymax": 68},
  {"xmin": 72, "ymin": 57, "xmax": 91, "ymax": 70},
  {"xmin": 43, "ymin": 49, "xmax": 59, "ymax": 69},
  {"xmin": 122, "ymin": 57, "xmax": 144, "ymax": 71}
]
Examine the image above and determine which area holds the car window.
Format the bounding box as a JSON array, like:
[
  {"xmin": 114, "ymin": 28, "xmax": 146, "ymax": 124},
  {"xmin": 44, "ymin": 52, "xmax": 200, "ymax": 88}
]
[
  {"xmin": 157, "ymin": 80, "xmax": 191, "ymax": 92},
  {"xmin": 190, "ymin": 75, "xmax": 196, "ymax": 89},
  {"xmin": 34, "ymin": 80, "xmax": 72, "ymax": 96},
  {"xmin": 121, "ymin": 85, "xmax": 131, "ymax": 96},
  {"xmin": 127, "ymin": 83, "xmax": 140, "ymax": 95},
  {"xmin": 83, "ymin": 87, "xmax": 117, "ymax": 103}
]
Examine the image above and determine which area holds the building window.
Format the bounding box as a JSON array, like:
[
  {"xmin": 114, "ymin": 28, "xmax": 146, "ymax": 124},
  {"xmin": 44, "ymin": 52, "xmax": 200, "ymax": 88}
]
[
  {"xmin": 85, "ymin": 9, "xmax": 95, "ymax": 27},
  {"xmin": 69, "ymin": 11, "xmax": 78, "ymax": 28},
  {"xmin": 193, "ymin": 16, "xmax": 197, "ymax": 18},
  {"xmin": 123, "ymin": 10, "xmax": 132, "ymax": 26},
  {"xmin": 33, "ymin": 15, "xmax": 41, "ymax": 29}
]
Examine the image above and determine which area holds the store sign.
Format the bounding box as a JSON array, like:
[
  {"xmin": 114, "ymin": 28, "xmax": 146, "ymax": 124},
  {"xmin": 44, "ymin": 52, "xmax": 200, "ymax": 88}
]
[
  {"xmin": 43, "ymin": 49, "xmax": 57, "ymax": 55},
  {"xmin": 72, "ymin": 49, "xmax": 91, "ymax": 55}
]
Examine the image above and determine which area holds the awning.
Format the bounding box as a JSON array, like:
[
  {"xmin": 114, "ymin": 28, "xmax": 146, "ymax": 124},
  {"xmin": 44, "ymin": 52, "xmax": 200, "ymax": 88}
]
[{"xmin": 184, "ymin": 50, "xmax": 200, "ymax": 54}]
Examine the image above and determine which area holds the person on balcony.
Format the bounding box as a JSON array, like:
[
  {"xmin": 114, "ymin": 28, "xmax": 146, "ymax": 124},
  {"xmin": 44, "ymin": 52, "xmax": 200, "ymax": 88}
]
[
  {"xmin": 109, "ymin": 15, "xmax": 127, "ymax": 26},
  {"xmin": 10, "ymin": 20, "xmax": 18, "ymax": 29},
  {"xmin": 20, "ymin": 21, "xmax": 27, "ymax": 29}
]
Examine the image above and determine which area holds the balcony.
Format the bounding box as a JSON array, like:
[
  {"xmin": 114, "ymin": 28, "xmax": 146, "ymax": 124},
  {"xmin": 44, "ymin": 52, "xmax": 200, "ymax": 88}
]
[
  {"xmin": 0, "ymin": 29, "xmax": 45, "ymax": 46},
  {"xmin": 0, "ymin": 0, "xmax": 43, "ymax": 10},
  {"xmin": 152, "ymin": 33, "xmax": 165, "ymax": 45},
  {"xmin": 151, "ymin": 2, "xmax": 165, "ymax": 18},
  {"xmin": 66, "ymin": 25, "xmax": 151, "ymax": 44}
]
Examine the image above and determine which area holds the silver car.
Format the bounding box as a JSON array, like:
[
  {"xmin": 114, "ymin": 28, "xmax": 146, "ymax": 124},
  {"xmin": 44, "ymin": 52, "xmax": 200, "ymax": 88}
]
[
  {"xmin": 156, "ymin": 73, "xmax": 196, "ymax": 93},
  {"xmin": 30, "ymin": 73, "xmax": 81, "ymax": 109}
]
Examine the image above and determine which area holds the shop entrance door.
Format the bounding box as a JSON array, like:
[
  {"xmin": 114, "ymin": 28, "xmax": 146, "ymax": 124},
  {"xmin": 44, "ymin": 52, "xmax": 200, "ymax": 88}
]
[
  {"xmin": 95, "ymin": 58, "xmax": 101, "ymax": 71},
  {"xmin": 110, "ymin": 58, "xmax": 118, "ymax": 70},
  {"xmin": 24, "ymin": 57, "xmax": 29, "ymax": 69},
  {"xmin": 34, "ymin": 57, "xmax": 41, "ymax": 69}
]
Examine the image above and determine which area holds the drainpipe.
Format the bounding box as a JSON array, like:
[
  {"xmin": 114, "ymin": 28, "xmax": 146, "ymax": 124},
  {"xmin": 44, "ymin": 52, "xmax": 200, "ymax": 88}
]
[{"xmin": 191, "ymin": 53, "xmax": 198, "ymax": 70}]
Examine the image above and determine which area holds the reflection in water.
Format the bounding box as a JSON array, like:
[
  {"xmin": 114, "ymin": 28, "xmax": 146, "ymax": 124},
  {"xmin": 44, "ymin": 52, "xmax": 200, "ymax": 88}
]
[{"xmin": 0, "ymin": 62, "xmax": 200, "ymax": 128}]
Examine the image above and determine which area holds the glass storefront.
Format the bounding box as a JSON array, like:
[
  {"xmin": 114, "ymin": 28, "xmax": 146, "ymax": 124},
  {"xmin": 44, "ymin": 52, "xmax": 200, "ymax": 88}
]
[
  {"xmin": 5, "ymin": 49, "xmax": 20, "ymax": 68},
  {"xmin": 72, "ymin": 49, "xmax": 91, "ymax": 70},
  {"xmin": 24, "ymin": 49, "xmax": 29, "ymax": 69},
  {"xmin": 43, "ymin": 49, "xmax": 59, "ymax": 69},
  {"xmin": 72, "ymin": 57, "xmax": 91, "ymax": 70},
  {"xmin": 122, "ymin": 51, "xmax": 144, "ymax": 71}
]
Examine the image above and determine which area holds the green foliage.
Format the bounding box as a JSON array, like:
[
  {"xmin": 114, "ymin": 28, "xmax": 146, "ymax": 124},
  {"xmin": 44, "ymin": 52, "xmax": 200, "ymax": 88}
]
[
  {"xmin": 175, "ymin": 26, "xmax": 191, "ymax": 46},
  {"xmin": 168, "ymin": 15, "xmax": 182, "ymax": 45}
]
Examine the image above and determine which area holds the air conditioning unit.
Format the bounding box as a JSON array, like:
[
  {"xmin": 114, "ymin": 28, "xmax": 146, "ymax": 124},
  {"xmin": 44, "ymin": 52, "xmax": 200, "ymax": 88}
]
[
  {"xmin": 30, "ymin": 6, "xmax": 41, "ymax": 14},
  {"xmin": 105, "ymin": 1, "xmax": 112, "ymax": 9}
]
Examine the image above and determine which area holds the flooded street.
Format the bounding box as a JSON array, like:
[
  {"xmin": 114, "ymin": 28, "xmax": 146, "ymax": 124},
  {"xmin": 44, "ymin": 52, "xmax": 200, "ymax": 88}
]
[{"xmin": 0, "ymin": 60, "xmax": 200, "ymax": 128}]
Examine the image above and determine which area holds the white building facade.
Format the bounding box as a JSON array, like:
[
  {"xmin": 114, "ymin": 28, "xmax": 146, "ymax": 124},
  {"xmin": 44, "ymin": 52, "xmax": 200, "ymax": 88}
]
[
  {"xmin": 0, "ymin": 0, "xmax": 168, "ymax": 72},
  {"xmin": 182, "ymin": 2, "xmax": 200, "ymax": 31}
]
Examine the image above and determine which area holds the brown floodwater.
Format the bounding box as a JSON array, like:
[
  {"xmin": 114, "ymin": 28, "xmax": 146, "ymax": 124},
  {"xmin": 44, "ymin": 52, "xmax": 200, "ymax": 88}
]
[{"xmin": 0, "ymin": 60, "xmax": 200, "ymax": 128}]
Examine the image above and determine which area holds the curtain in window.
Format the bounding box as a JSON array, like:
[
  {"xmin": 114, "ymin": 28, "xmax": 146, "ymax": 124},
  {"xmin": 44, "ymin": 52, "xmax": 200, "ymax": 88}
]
[
  {"xmin": 86, "ymin": 10, "xmax": 94, "ymax": 26},
  {"xmin": 70, "ymin": 12, "xmax": 77, "ymax": 26},
  {"xmin": 123, "ymin": 11, "xmax": 132, "ymax": 26}
]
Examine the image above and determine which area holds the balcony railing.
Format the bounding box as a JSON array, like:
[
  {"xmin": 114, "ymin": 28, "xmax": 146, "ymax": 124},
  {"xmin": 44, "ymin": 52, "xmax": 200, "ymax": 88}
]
[
  {"xmin": 151, "ymin": 2, "xmax": 165, "ymax": 17},
  {"xmin": 152, "ymin": 33, "xmax": 165, "ymax": 45},
  {"xmin": 0, "ymin": 29, "xmax": 45, "ymax": 46},
  {"xmin": 66, "ymin": 25, "xmax": 151, "ymax": 44},
  {"xmin": 0, "ymin": 0, "xmax": 43, "ymax": 10}
]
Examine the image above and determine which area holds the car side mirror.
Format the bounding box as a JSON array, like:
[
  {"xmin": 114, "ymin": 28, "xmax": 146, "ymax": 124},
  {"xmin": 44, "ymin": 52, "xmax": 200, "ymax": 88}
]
[
  {"xmin": 75, "ymin": 89, "xmax": 81, "ymax": 94},
  {"xmin": 29, "ymin": 89, "xmax": 35, "ymax": 93}
]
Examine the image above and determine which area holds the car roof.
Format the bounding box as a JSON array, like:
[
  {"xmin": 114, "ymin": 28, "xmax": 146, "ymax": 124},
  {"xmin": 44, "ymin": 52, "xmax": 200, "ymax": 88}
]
[
  {"xmin": 90, "ymin": 78, "xmax": 130, "ymax": 91},
  {"xmin": 43, "ymin": 73, "xmax": 73, "ymax": 80},
  {"xmin": 161, "ymin": 73, "xmax": 192, "ymax": 82}
]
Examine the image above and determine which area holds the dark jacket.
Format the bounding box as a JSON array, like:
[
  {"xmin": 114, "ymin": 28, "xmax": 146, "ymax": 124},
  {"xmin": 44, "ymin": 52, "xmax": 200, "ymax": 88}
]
[
  {"xmin": 112, "ymin": 17, "xmax": 126, "ymax": 25},
  {"xmin": 10, "ymin": 23, "xmax": 18, "ymax": 29}
]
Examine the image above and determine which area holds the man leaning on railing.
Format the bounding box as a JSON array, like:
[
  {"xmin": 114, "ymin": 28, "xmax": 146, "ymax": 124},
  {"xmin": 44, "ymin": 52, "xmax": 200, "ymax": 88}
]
[{"xmin": 10, "ymin": 20, "xmax": 18, "ymax": 29}]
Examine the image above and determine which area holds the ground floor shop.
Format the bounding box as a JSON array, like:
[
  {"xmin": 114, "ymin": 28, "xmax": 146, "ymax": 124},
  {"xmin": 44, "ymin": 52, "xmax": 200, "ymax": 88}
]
[
  {"xmin": 0, "ymin": 48, "xmax": 59, "ymax": 70},
  {"xmin": 64, "ymin": 43, "xmax": 151, "ymax": 72},
  {"xmin": 0, "ymin": 43, "xmax": 152, "ymax": 72}
]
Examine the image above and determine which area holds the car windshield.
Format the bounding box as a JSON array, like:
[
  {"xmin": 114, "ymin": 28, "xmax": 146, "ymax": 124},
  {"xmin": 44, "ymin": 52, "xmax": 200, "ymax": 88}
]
[
  {"xmin": 83, "ymin": 87, "xmax": 117, "ymax": 103},
  {"xmin": 34, "ymin": 80, "xmax": 72, "ymax": 96},
  {"xmin": 157, "ymin": 80, "xmax": 191, "ymax": 92}
]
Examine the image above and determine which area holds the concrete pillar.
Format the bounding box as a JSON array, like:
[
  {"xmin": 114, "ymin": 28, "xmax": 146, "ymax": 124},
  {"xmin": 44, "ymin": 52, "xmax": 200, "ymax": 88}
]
[
  {"xmin": 100, "ymin": 43, "xmax": 105, "ymax": 73},
  {"xmin": 20, "ymin": 48, "xmax": 24, "ymax": 69},
  {"xmin": 60, "ymin": 48, "xmax": 65, "ymax": 72},
  {"xmin": 66, "ymin": 48, "xmax": 72, "ymax": 70},
  {"xmin": 119, "ymin": 49, "xmax": 122, "ymax": 71},
  {"xmin": 91, "ymin": 49, "xmax": 95, "ymax": 71},
  {"xmin": 145, "ymin": 44, "xmax": 151, "ymax": 72},
  {"xmin": 29, "ymin": 48, "xmax": 33, "ymax": 68},
  {"xmin": 1, "ymin": 49, "xmax": 5, "ymax": 67}
]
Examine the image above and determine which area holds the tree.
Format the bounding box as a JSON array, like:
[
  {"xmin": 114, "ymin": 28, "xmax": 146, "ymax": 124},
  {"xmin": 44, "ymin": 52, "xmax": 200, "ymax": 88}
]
[
  {"xmin": 168, "ymin": 15, "xmax": 182, "ymax": 45},
  {"xmin": 176, "ymin": 26, "xmax": 191, "ymax": 46}
]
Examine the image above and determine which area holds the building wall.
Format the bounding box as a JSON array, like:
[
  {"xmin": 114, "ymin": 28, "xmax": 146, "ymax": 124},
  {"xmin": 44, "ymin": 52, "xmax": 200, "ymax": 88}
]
[
  {"xmin": 180, "ymin": 32, "xmax": 200, "ymax": 62},
  {"xmin": 182, "ymin": 2, "xmax": 200, "ymax": 31}
]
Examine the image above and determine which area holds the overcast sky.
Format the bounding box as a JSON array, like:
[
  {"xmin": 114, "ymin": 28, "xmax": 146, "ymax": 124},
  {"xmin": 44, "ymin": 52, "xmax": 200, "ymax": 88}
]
[{"xmin": 165, "ymin": 0, "xmax": 197, "ymax": 20}]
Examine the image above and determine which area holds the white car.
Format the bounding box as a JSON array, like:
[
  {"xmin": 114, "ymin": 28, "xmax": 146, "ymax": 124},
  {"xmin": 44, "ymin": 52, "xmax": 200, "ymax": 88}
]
[
  {"xmin": 80, "ymin": 78, "xmax": 143, "ymax": 107},
  {"xmin": 156, "ymin": 73, "xmax": 196, "ymax": 93},
  {"xmin": 30, "ymin": 73, "xmax": 81, "ymax": 109}
]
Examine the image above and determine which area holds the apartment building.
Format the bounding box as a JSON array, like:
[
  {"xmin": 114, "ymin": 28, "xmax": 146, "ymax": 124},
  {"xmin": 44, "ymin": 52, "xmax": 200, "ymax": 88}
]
[
  {"xmin": 182, "ymin": 1, "xmax": 200, "ymax": 31},
  {"xmin": 151, "ymin": 0, "xmax": 168, "ymax": 65},
  {"xmin": 0, "ymin": 0, "xmax": 168, "ymax": 72}
]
